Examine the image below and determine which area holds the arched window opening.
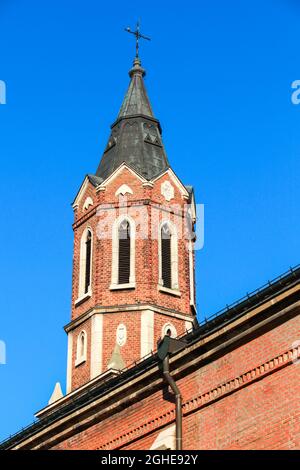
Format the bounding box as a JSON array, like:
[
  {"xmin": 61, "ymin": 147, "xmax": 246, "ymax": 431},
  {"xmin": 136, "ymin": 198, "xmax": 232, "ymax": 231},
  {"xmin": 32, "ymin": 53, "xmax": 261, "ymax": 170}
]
[
  {"xmin": 118, "ymin": 221, "xmax": 130, "ymax": 285},
  {"xmin": 162, "ymin": 323, "xmax": 177, "ymax": 339},
  {"xmin": 84, "ymin": 230, "xmax": 92, "ymax": 294},
  {"xmin": 76, "ymin": 330, "xmax": 87, "ymax": 366},
  {"xmin": 77, "ymin": 228, "xmax": 93, "ymax": 302},
  {"xmin": 80, "ymin": 332, "xmax": 85, "ymax": 357},
  {"xmin": 161, "ymin": 224, "xmax": 172, "ymax": 289},
  {"xmin": 110, "ymin": 216, "xmax": 136, "ymax": 290},
  {"xmin": 158, "ymin": 221, "xmax": 179, "ymax": 294}
]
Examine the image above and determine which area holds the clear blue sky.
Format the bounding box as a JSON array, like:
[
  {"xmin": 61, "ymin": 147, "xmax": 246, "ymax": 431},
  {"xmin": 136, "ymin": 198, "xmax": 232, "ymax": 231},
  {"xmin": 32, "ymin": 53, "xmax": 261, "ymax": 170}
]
[{"xmin": 0, "ymin": 0, "xmax": 299, "ymax": 441}]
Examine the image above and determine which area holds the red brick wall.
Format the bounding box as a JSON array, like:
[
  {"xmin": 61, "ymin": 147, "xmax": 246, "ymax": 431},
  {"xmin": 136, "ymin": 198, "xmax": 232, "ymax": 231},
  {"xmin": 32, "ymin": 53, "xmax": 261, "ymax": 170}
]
[
  {"xmin": 54, "ymin": 310, "xmax": 300, "ymax": 450},
  {"xmin": 71, "ymin": 319, "xmax": 91, "ymax": 391},
  {"xmin": 183, "ymin": 361, "xmax": 300, "ymax": 449},
  {"xmin": 71, "ymin": 214, "xmax": 99, "ymax": 319},
  {"xmin": 102, "ymin": 312, "xmax": 141, "ymax": 370}
]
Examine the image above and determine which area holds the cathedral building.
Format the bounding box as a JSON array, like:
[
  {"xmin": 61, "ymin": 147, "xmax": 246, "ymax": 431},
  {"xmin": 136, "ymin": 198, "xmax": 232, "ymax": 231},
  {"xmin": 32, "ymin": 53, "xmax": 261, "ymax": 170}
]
[{"xmin": 1, "ymin": 52, "xmax": 300, "ymax": 451}]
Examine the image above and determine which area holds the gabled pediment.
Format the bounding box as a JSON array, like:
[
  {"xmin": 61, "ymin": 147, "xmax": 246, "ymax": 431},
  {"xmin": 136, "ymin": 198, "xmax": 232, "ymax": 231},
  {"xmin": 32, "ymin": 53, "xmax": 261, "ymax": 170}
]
[
  {"xmin": 72, "ymin": 174, "xmax": 102, "ymax": 208},
  {"xmin": 151, "ymin": 168, "xmax": 189, "ymax": 199},
  {"xmin": 96, "ymin": 162, "xmax": 147, "ymax": 190}
]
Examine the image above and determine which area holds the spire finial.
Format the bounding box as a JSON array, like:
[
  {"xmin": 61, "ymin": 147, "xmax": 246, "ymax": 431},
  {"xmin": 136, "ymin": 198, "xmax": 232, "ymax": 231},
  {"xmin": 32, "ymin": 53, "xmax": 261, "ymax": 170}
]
[{"xmin": 125, "ymin": 20, "xmax": 151, "ymax": 59}]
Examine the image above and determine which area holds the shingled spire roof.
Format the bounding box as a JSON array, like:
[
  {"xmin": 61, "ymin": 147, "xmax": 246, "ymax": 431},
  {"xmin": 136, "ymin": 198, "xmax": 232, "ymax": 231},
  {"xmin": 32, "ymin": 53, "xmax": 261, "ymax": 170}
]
[
  {"xmin": 95, "ymin": 57, "xmax": 169, "ymax": 181},
  {"xmin": 117, "ymin": 58, "xmax": 154, "ymax": 119}
]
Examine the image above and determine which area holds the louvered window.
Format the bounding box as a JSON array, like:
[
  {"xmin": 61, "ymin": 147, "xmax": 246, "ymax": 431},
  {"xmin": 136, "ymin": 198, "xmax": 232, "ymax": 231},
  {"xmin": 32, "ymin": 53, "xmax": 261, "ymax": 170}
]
[
  {"xmin": 118, "ymin": 221, "xmax": 130, "ymax": 284},
  {"xmin": 84, "ymin": 230, "xmax": 92, "ymax": 294},
  {"xmin": 161, "ymin": 225, "xmax": 172, "ymax": 289}
]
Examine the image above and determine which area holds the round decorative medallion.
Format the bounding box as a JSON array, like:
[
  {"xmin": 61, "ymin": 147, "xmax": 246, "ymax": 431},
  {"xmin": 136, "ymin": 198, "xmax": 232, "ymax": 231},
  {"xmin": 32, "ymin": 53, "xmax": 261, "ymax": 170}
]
[
  {"xmin": 161, "ymin": 181, "xmax": 174, "ymax": 202},
  {"xmin": 116, "ymin": 324, "xmax": 127, "ymax": 347}
]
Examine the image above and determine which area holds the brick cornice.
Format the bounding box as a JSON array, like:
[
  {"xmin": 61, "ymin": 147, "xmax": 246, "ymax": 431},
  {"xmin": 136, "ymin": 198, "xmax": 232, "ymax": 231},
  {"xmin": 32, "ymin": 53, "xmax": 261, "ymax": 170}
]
[
  {"xmin": 72, "ymin": 198, "xmax": 187, "ymax": 230},
  {"xmin": 182, "ymin": 344, "xmax": 300, "ymax": 416},
  {"xmin": 65, "ymin": 304, "xmax": 195, "ymax": 332},
  {"xmin": 73, "ymin": 207, "xmax": 97, "ymax": 229},
  {"xmin": 98, "ymin": 407, "xmax": 175, "ymax": 450}
]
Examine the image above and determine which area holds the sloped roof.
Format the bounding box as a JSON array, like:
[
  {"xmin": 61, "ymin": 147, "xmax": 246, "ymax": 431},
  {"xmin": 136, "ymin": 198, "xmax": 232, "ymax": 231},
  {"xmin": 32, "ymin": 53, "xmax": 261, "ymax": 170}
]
[
  {"xmin": 117, "ymin": 59, "xmax": 154, "ymax": 119},
  {"xmin": 95, "ymin": 58, "xmax": 169, "ymax": 181}
]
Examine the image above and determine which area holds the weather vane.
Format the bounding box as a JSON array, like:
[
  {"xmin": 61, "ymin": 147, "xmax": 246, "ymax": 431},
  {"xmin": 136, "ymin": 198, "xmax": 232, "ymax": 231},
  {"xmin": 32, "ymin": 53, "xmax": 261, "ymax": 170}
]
[{"xmin": 125, "ymin": 20, "xmax": 151, "ymax": 58}]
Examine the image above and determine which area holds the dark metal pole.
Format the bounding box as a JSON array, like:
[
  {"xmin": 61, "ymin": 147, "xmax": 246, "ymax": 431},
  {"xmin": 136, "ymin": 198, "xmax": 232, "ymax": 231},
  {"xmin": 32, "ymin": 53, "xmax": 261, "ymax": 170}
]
[{"xmin": 162, "ymin": 355, "xmax": 183, "ymax": 450}]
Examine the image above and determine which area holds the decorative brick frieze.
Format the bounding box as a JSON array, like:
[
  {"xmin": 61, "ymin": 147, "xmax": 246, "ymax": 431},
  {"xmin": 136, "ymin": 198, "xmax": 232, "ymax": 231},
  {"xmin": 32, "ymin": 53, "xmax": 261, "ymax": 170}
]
[{"xmin": 95, "ymin": 344, "xmax": 300, "ymax": 450}]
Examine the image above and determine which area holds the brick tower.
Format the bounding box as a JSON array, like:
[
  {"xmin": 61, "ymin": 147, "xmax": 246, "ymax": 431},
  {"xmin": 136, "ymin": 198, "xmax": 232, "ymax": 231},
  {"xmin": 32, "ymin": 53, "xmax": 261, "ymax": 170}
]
[{"xmin": 65, "ymin": 56, "xmax": 197, "ymax": 393}]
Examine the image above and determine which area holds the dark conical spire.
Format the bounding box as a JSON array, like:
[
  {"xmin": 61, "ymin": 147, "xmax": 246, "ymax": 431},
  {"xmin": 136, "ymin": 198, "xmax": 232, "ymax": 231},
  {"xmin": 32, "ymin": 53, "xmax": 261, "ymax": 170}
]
[
  {"xmin": 95, "ymin": 58, "xmax": 169, "ymax": 181},
  {"xmin": 117, "ymin": 58, "xmax": 154, "ymax": 119}
]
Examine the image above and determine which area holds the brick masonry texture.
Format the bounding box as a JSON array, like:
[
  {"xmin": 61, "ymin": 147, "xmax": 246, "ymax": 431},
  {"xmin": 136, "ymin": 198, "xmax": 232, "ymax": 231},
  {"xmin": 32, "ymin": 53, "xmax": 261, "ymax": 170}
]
[
  {"xmin": 52, "ymin": 166, "xmax": 300, "ymax": 450},
  {"xmin": 71, "ymin": 319, "xmax": 91, "ymax": 390},
  {"xmin": 68, "ymin": 167, "xmax": 196, "ymax": 391},
  {"xmin": 52, "ymin": 309, "xmax": 300, "ymax": 450},
  {"xmin": 71, "ymin": 171, "xmax": 194, "ymax": 321}
]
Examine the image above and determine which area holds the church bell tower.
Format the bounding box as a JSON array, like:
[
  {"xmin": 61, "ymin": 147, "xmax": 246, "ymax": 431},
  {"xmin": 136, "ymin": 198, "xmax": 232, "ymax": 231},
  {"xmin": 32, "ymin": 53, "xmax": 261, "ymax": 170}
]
[{"xmin": 65, "ymin": 46, "xmax": 197, "ymax": 393}]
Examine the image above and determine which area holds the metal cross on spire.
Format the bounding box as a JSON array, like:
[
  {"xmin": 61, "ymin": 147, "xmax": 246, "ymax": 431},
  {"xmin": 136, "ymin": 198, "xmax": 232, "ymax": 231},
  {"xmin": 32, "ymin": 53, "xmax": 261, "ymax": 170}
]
[{"xmin": 125, "ymin": 20, "xmax": 151, "ymax": 58}]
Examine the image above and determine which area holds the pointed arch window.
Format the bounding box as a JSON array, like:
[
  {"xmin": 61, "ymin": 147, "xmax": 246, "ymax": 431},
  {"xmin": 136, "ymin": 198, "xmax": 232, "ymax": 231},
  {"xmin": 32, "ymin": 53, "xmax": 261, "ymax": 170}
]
[
  {"xmin": 84, "ymin": 230, "xmax": 92, "ymax": 294},
  {"xmin": 80, "ymin": 332, "xmax": 85, "ymax": 357},
  {"xmin": 161, "ymin": 225, "xmax": 172, "ymax": 289},
  {"xmin": 118, "ymin": 221, "xmax": 131, "ymax": 284},
  {"xmin": 110, "ymin": 216, "xmax": 136, "ymax": 290},
  {"xmin": 158, "ymin": 221, "xmax": 180, "ymax": 295},
  {"xmin": 75, "ymin": 330, "xmax": 87, "ymax": 366},
  {"xmin": 77, "ymin": 228, "xmax": 93, "ymax": 303}
]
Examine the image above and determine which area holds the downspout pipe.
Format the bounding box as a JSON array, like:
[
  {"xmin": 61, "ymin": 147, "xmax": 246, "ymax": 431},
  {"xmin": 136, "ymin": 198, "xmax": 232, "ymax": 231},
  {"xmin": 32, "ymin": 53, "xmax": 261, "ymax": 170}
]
[{"xmin": 162, "ymin": 354, "xmax": 183, "ymax": 450}]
